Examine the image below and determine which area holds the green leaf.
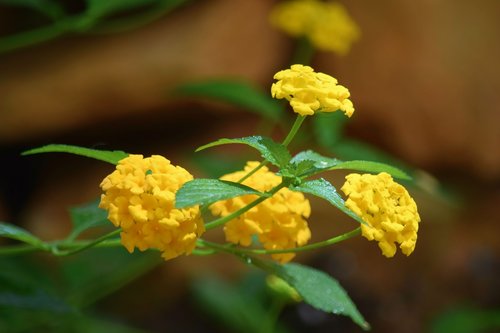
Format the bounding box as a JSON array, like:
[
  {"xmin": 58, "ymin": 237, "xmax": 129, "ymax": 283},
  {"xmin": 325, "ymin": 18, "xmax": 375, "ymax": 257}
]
[
  {"xmin": 292, "ymin": 179, "xmax": 366, "ymax": 225},
  {"xmin": 254, "ymin": 259, "xmax": 370, "ymax": 330},
  {"xmin": 22, "ymin": 144, "xmax": 128, "ymax": 165},
  {"xmin": 333, "ymin": 139, "xmax": 415, "ymax": 179},
  {"xmin": 85, "ymin": 0, "xmax": 159, "ymax": 18},
  {"xmin": 176, "ymin": 80, "xmax": 282, "ymax": 122},
  {"xmin": 0, "ymin": 222, "xmax": 44, "ymax": 247},
  {"xmin": 175, "ymin": 179, "xmax": 263, "ymax": 209},
  {"xmin": 191, "ymin": 273, "xmax": 289, "ymax": 333},
  {"xmin": 431, "ymin": 306, "xmax": 500, "ymax": 333},
  {"xmin": 290, "ymin": 150, "xmax": 409, "ymax": 180},
  {"xmin": 0, "ymin": 0, "xmax": 63, "ymax": 19},
  {"xmin": 289, "ymin": 150, "xmax": 341, "ymax": 177},
  {"xmin": 61, "ymin": 247, "xmax": 160, "ymax": 308},
  {"xmin": 196, "ymin": 136, "xmax": 291, "ymax": 168},
  {"xmin": 67, "ymin": 199, "xmax": 111, "ymax": 241},
  {"xmin": 330, "ymin": 160, "xmax": 411, "ymax": 180}
]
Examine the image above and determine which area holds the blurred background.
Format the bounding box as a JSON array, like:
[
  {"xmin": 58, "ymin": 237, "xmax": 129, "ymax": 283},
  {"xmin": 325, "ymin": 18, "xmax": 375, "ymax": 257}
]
[{"xmin": 1, "ymin": 0, "xmax": 499, "ymax": 332}]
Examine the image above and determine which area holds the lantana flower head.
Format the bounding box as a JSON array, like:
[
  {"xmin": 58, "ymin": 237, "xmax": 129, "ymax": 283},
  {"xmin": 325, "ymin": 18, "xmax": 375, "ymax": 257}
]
[
  {"xmin": 99, "ymin": 154, "xmax": 205, "ymax": 260},
  {"xmin": 341, "ymin": 172, "xmax": 420, "ymax": 258},
  {"xmin": 209, "ymin": 161, "xmax": 311, "ymax": 263},
  {"xmin": 271, "ymin": 64, "xmax": 354, "ymax": 117},
  {"xmin": 270, "ymin": 0, "xmax": 360, "ymax": 55}
]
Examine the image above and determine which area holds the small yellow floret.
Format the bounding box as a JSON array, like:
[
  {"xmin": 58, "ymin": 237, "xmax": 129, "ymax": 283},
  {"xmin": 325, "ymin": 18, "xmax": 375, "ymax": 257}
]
[
  {"xmin": 270, "ymin": 0, "xmax": 360, "ymax": 55},
  {"xmin": 99, "ymin": 154, "xmax": 205, "ymax": 260},
  {"xmin": 340, "ymin": 172, "xmax": 420, "ymax": 258},
  {"xmin": 271, "ymin": 64, "xmax": 354, "ymax": 117},
  {"xmin": 209, "ymin": 162, "xmax": 311, "ymax": 263}
]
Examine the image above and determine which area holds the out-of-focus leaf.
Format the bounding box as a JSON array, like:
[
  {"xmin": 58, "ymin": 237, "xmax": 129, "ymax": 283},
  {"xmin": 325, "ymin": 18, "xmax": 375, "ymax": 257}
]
[
  {"xmin": 0, "ymin": 0, "xmax": 63, "ymax": 19},
  {"xmin": 0, "ymin": 257, "xmax": 74, "ymax": 332},
  {"xmin": 85, "ymin": 0, "xmax": 158, "ymax": 18},
  {"xmin": 253, "ymin": 259, "xmax": 370, "ymax": 330},
  {"xmin": 292, "ymin": 179, "xmax": 366, "ymax": 225},
  {"xmin": 0, "ymin": 222, "xmax": 44, "ymax": 247},
  {"xmin": 197, "ymin": 136, "xmax": 291, "ymax": 168},
  {"xmin": 191, "ymin": 273, "xmax": 289, "ymax": 333},
  {"xmin": 176, "ymin": 179, "xmax": 263, "ymax": 209},
  {"xmin": 431, "ymin": 306, "xmax": 500, "ymax": 333},
  {"xmin": 22, "ymin": 144, "xmax": 128, "ymax": 165},
  {"xmin": 67, "ymin": 199, "xmax": 110, "ymax": 241},
  {"xmin": 61, "ymin": 247, "xmax": 161, "ymax": 308},
  {"xmin": 313, "ymin": 111, "xmax": 348, "ymax": 148},
  {"xmin": 176, "ymin": 80, "xmax": 283, "ymax": 122},
  {"xmin": 333, "ymin": 139, "xmax": 414, "ymax": 178},
  {"xmin": 331, "ymin": 160, "xmax": 411, "ymax": 180},
  {"xmin": 188, "ymin": 153, "xmax": 247, "ymax": 178}
]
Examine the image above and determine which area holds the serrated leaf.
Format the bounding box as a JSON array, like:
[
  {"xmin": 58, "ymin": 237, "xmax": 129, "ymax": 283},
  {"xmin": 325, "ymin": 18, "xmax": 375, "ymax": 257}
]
[
  {"xmin": 175, "ymin": 179, "xmax": 263, "ymax": 209},
  {"xmin": 330, "ymin": 160, "xmax": 411, "ymax": 180},
  {"xmin": 196, "ymin": 136, "xmax": 291, "ymax": 168},
  {"xmin": 176, "ymin": 80, "xmax": 282, "ymax": 122},
  {"xmin": 333, "ymin": 139, "xmax": 415, "ymax": 179},
  {"xmin": 290, "ymin": 150, "xmax": 341, "ymax": 176},
  {"xmin": 0, "ymin": 222, "xmax": 44, "ymax": 247},
  {"xmin": 290, "ymin": 150, "xmax": 410, "ymax": 180},
  {"xmin": 22, "ymin": 144, "xmax": 128, "ymax": 165},
  {"xmin": 254, "ymin": 259, "xmax": 370, "ymax": 330},
  {"xmin": 292, "ymin": 179, "xmax": 366, "ymax": 225},
  {"xmin": 67, "ymin": 199, "xmax": 111, "ymax": 241}
]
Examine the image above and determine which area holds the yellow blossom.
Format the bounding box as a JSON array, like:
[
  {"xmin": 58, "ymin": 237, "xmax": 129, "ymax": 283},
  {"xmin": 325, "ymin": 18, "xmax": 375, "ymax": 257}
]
[
  {"xmin": 271, "ymin": 64, "xmax": 354, "ymax": 117},
  {"xmin": 99, "ymin": 154, "xmax": 205, "ymax": 260},
  {"xmin": 209, "ymin": 162, "xmax": 311, "ymax": 263},
  {"xmin": 270, "ymin": 0, "xmax": 360, "ymax": 55},
  {"xmin": 341, "ymin": 172, "xmax": 420, "ymax": 258}
]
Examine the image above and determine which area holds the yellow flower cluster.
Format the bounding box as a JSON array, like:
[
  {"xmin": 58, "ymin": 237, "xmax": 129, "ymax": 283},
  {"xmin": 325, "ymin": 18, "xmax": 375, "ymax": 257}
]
[
  {"xmin": 210, "ymin": 162, "xmax": 311, "ymax": 263},
  {"xmin": 99, "ymin": 154, "xmax": 205, "ymax": 260},
  {"xmin": 271, "ymin": 64, "xmax": 354, "ymax": 117},
  {"xmin": 341, "ymin": 172, "xmax": 420, "ymax": 258},
  {"xmin": 270, "ymin": 0, "xmax": 360, "ymax": 55}
]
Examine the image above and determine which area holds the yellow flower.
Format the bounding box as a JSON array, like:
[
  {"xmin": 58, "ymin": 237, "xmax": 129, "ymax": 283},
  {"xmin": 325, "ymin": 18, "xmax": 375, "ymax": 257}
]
[
  {"xmin": 210, "ymin": 162, "xmax": 311, "ymax": 263},
  {"xmin": 271, "ymin": 64, "xmax": 354, "ymax": 117},
  {"xmin": 270, "ymin": 0, "xmax": 360, "ymax": 55},
  {"xmin": 99, "ymin": 154, "xmax": 205, "ymax": 260},
  {"xmin": 341, "ymin": 172, "xmax": 420, "ymax": 258}
]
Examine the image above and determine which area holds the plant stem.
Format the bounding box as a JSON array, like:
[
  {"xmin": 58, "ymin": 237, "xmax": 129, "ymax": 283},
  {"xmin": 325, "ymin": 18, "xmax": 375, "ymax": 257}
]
[
  {"xmin": 204, "ymin": 182, "xmax": 287, "ymax": 230},
  {"xmin": 237, "ymin": 160, "xmax": 269, "ymax": 183},
  {"xmin": 0, "ymin": 244, "xmax": 42, "ymax": 256},
  {"xmin": 52, "ymin": 229, "xmax": 122, "ymax": 256},
  {"xmin": 236, "ymin": 115, "xmax": 306, "ymax": 183},
  {"xmin": 291, "ymin": 37, "xmax": 315, "ymax": 66},
  {"xmin": 281, "ymin": 115, "xmax": 306, "ymax": 147},
  {"xmin": 197, "ymin": 227, "xmax": 360, "ymax": 255}
]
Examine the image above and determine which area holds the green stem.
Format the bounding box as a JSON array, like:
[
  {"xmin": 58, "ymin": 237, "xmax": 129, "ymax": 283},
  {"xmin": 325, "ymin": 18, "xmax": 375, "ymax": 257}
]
[
  {"xmin": 236, "ymin": 115, "xmax": 306, "ymax": 183},
  {"xmin": 51, "ymin": 229, "xmax": 122, "ymax": 256},
  {"xmin": 0, "ymin": 244, "xmax": 42, "ymax": 256},
  {"xmin": 281, "ymin": 115, "xmax": 306, "ymax": 147},
  {"xmin": 237, "ymin": 160, "xmax": 269, "ymax": 183},
  {"xmin": 205, "ymin": 182, "xmax": 287, "ymax": 230},
  {"xmin": 197, "ymin": 227, "xmax": 360, "ymax": 255},
  {"xmin": 290, "ymin": 37, "xmax": 315, "ymax": 66}
]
